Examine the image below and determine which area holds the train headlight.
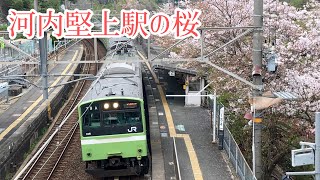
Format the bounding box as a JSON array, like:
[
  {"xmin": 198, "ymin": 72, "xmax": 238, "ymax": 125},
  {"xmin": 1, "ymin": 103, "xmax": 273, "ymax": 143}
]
[
  {"xmin": 104, "ymin": 103, "xmax": 110, "ymax": 109},
  {"xmin": 113, "ymin": 102, "xmax": 119, "ymax": 109}
]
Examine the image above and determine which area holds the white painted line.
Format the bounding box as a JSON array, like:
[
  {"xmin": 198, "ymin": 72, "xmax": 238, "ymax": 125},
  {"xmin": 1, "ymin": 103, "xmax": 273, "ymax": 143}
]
[{"xmin": 81, "ymin": 135, "xmax": 146, "ymax": 145}]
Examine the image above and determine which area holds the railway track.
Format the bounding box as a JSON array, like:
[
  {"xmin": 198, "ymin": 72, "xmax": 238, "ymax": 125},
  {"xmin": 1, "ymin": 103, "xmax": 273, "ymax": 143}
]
[
  {"xmin": 45, "ymin": 41, "xmax": 149, "ymax": 180},
  {"xmin": 15, "ymin": 39, "xmax": 105, "ymax": 180},
  {"xmin": 15, "ymin": 39, "xmax": 151, "ymax": 180}
]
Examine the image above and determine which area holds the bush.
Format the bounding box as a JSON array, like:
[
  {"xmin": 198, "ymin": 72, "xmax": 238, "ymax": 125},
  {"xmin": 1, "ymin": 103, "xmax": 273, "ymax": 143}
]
[{"xmin": 282, "ymin": 0, "xmax": 309, "ymax": 8}]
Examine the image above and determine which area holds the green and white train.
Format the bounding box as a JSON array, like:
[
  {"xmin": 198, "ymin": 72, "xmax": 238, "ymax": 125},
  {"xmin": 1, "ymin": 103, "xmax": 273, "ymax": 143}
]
[{"xmin": 78, "ymin": 38, "xmax": 149, "ymax": 177}]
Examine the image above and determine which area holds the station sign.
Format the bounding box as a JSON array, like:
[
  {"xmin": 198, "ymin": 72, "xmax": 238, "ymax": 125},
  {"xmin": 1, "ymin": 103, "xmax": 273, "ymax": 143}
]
[{"xmin": 219, "ymin": 107, "xmax": 224, "ymax": 130}]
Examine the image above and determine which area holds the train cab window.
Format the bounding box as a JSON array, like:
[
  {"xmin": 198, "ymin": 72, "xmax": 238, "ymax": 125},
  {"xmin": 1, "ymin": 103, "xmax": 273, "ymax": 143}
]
[
  {"xmin": 82, "ymin": 104, "xmax": 101, "ymax": 127},
  {"xmin": 103, "ymin": 111, "xmax": 141, "ymax": 126},
  {"xmin": 126, "ymin": 111, "xmax": 140, "ymax": 124},
  {"xmin": 83, "ymin": 112, "xmax": 101, "ymax": 127},
  {"xmin": 103, "ymin": 112, "xmax": 124, "ymax": 125}
]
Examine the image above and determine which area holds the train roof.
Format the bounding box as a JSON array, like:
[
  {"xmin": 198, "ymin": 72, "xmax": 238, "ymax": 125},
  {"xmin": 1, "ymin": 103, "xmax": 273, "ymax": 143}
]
[{"xmin": 81, "ymin": 53, "xmax": 143, "ymax": 104}]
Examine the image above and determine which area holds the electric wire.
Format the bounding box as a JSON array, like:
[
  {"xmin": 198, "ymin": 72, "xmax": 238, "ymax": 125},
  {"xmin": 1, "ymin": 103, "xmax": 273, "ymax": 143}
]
[{"xmin": 14, "ymin": 39, "xmax": 132, "ymax": 179}]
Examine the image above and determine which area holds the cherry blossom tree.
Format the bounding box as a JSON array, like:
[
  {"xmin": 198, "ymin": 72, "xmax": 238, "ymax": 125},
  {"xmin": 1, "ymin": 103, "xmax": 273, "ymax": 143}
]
[{"xmin": 155, "ymin": 0, "xmax": 320, "ymax": 178}]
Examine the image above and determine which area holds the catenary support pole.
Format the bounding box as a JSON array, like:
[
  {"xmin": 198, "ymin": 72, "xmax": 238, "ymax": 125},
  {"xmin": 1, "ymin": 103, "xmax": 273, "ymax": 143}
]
[
  {"xmin": 39, "ymin": 32, "xmax": 48, "ymax": 100},
  {"xmin": 201, "ymin": 30, "xmax": 204, "ymax": 61},
  {"xmin": 34, "ymin": 0, "xmax": 38, "ymax": 76},
  {"xmin": 316, "ymin": 112, "xmax": 320, "ymax": 180},
  {"xmin": 147, "ymin": 36, "xmax": 151, "ymax": 60},
  {"xmin": 213, "ymin": 91, "xmax": 217, "ymax": 143},
  {"xmin": 94, "ymin": 38, "xmax": 98, "ymax": 72},
  {"xmin": 34, "ymin": 0, "xmax": 38, "ymax": 11},
  {"xmin": 252, "ymin": 0, "xmax": 264, "ymax": 179}
]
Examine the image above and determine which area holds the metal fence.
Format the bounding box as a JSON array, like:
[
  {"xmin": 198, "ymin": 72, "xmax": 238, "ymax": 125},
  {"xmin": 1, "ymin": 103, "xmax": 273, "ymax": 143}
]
[
  {"xmin": 210, "ymin": 97, "xmax": 257, "ymax": 180},
  {"xmin": 223, "ymin": 125, "xmax": 257, "ymax": 180}
]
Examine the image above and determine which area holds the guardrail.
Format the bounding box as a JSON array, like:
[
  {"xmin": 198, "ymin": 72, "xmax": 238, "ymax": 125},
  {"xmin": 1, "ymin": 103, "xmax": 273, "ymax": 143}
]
[
  {"xmin": 173, "ymin": 137, "xmax": 181, "ymax": 180},
  {"xmin": 223, "ymin": 124, "xmax": 257, "ymax": 180}
]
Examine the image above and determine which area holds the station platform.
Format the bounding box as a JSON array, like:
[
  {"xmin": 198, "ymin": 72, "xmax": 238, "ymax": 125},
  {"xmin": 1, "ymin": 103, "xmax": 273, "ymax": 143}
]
[
  {"xmin": 0, "ymin": 44, "xmax": 83, "ymax": 144},
  {"xmin": 157, "ymin": 69, "xmax": 234, "ymax": 180},
  {"xmin": 137, "ymin": 43, "xmax": 236, "ymax": 179}
]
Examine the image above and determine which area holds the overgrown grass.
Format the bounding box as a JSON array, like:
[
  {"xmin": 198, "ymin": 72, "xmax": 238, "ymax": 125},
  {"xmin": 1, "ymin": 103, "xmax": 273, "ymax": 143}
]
[
  {"xmin": 0, "ymin": 24, "xmax": 7, "ymax": 31},
  {"xmin": 22, "ymin": 126, "xmax": 48, "ymax": 161},
  {"xmin": 5, "ymin": 127, "xmax": 48, "ymax": 180},
  {"xmin": 217, "ymin": 91, "xmax": 237, "ymax": 107}
]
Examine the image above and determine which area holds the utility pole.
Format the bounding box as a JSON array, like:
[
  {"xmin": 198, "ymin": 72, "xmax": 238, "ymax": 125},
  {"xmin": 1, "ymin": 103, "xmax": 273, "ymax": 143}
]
[
  {"xmin": 147, "ymin": 36, "xmax": 151, "ymax": 60},
  {"xmin": 35, "ymin": 0, "xmax": 48, "ymax": 100},
  {"xmin": 34, "ymin": 0, "xmax": 38, "ymax": 76},
  {"xmin": 200, "ymin": 30, "xmax": 204, "ymax": 61},
  {"xmin": 34, "ymin": 0, "xmax": 38, "ymax": 11},
  {"xmin": 65, "ymin": 0, "xmax": 67, "ymax": 9},
  {"xmin": 94, "ymin": 38, "xmax": 98, "ymax": 72},
  {"xmin": 39, "ymin": 33, "xmax": 48, "ymax": 100},
  {"xmin": 252, "ymin": 0, "xmax": 264, "ymax": 179}
]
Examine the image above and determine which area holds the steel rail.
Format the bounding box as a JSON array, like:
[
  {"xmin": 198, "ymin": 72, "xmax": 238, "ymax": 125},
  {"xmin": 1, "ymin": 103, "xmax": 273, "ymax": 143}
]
[
  {"xmin": 14, "ymin": 38, "xmax": 132, "ymax": 179},
  {"xmin": 46, "ymin": 50, "xmax": 91, "ymax": 179},
  {"xmin": 15, "ymin": 39, "xmax": 94, "ymax": 180},
  {"xmin": 47, "ymin": 123, "xmax": 79, "ymax": 179},
  {"xmin": 22, "ymin": 40, "xmax": 92, "ymax": 180}
]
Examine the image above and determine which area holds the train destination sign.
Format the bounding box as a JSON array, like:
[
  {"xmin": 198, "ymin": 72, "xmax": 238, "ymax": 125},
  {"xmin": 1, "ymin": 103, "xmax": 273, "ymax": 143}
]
[{"xmin": 6, "ymin": 8, "xmax": 202, "ymax": 40}]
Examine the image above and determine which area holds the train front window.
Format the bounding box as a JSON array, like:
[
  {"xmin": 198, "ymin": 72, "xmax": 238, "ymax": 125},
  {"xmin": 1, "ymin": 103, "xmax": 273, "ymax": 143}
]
[
  {"xmin": 81, "ymin": 100, "xmax": 144, "ymax": 137},
  {"xmin": 103, "ymin": 112, "xmax": 124, "ymax": 125},
  {"xmin": 103, "ymin": 111, "xmax": 141, "ymax": 126},
  {"xmin": 83, "ymin": 112, "xmax": 101, "ymax": 127},
  {"xmin": 82, "ymin": 104, "xmax": 101, "ymax": 127}
]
